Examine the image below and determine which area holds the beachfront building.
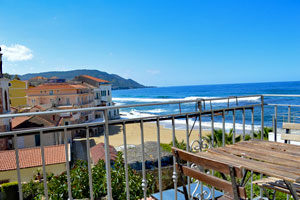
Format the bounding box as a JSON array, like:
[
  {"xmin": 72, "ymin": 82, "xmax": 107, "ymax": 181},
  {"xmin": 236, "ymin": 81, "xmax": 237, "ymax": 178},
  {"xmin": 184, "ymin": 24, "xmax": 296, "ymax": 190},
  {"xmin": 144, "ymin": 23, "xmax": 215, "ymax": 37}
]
[
  {"xmin": 26, "ymin": 83, "xmax": 94, "ymax": 108},
  {"xmin": 26, "ymin": 82, "xmax": 96, "ymax": 123},
  {"xmin": 0, "ymin": 48, "xmax": 11, "ymax": 150},
  {"xmin": 28, "ymin": 76, "xmax": 48, "ymax": 87},
  {"xmin": 74, "ymin": 75, "xmax": 119, "ymax": 119},
  {"xmin": 9, "ymin": 79, "xmax": 28, "ymax": 107},
  {"xmin": 0, "ymin": 144, "xmax": 69, "ymax": 183},
  {"xmin": 11, "ymin": 114, "xmax": 72, "ymax": 149}
]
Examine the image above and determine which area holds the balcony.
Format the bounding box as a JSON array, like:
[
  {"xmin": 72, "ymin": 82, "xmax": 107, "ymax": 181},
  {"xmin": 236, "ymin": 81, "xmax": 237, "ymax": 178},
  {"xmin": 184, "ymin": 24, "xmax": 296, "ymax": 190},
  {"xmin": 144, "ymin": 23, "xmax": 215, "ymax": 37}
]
[{"xmin": 0, "ymin": 94, "xmax": 300, "ymax": 200}]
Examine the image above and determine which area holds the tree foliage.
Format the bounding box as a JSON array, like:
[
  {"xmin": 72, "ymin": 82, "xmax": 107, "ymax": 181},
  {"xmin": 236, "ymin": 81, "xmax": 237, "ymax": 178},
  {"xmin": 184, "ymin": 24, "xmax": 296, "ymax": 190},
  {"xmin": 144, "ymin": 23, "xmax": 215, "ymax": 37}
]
[
  {"xmin": 204, "ymin": 127, "xmax": 272, "ymax": 147},
  {"xmin": 14, "ymin": 74, "xmax": 20, "ymax": 80},
  {"xmin": 160, "ymin": 137, "xmax": 186, "ymax": 152},
  {"xmin": 23, "ymin": 152, "xmax": 154, "ymax": 200},
  {"xmin": 3, "ymin": 73, "xmax": 11, "ymax": 79}
]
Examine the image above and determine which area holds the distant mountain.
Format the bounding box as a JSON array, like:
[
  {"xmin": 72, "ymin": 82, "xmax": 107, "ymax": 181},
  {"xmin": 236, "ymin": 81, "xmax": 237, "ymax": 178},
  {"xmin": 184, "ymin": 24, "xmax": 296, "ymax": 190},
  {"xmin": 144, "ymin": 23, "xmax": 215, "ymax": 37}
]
[{"xmin": 19, "ymin": 69, "xmax": 147, "ymax": 90}]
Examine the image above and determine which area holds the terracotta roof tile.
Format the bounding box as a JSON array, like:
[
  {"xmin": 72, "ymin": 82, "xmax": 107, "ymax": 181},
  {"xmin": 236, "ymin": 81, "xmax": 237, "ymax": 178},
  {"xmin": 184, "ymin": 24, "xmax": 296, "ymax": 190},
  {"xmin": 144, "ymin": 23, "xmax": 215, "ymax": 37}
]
[
  {"xmin": 12, "ymin": 114, "xmax": 62, "ymax": 129},
  {"xmin": 11, "ymin": 116, "xmax": 33, "ymax": 129},
  {"xmin": 30, "ymin": 76, "xmax": 48, "ymax": 80},
  {"xmin": 27, "ymin": 83, "xmax": 90, "ymax": 91},
  {"xmin": 90, "ymin": 143, "xmax": 117, "ymax": 164},
  {"xmin": 0, "ymin": 145, "xmax": 66, "ymax": 171},
  {"xmin": 81, "ymin": 75, "xmax": 109, "ymax": 83}
]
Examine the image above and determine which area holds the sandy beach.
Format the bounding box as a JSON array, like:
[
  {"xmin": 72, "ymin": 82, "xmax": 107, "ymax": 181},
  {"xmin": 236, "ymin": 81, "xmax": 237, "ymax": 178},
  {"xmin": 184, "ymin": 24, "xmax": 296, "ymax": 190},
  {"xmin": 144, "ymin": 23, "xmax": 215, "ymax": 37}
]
[{"xmin": 90, "ymin": 122, "xmax": 210, "ymax": 147}]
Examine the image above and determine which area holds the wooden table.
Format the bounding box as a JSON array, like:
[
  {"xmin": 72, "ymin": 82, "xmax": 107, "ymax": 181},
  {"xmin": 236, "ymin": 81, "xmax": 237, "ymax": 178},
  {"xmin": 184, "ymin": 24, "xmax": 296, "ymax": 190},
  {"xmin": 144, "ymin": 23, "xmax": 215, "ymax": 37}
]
[{"xmin": 195, "ymin": 140, "xmax": 300, "ymax": 199}]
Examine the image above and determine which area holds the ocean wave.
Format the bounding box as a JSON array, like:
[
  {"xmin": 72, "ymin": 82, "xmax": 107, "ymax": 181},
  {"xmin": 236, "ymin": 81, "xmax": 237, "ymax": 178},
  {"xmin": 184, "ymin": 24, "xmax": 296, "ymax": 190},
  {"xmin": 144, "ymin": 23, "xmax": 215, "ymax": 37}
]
[
  {"xmin": 143, "ymin": 109, "xmax": 167, "ymax": 113},
  {"xmin": 120, "ymin": 110, "xmax": 155, "ymax": 119},
  {"xmin": 114, "ymin": 102, "xmax": 125, "ymax": 106},
  {"xmin": 119, "ymin": 110, "xmax": 261, "ymax": 133},
  {"xmin": 113, "ymin": 96, "xmax": 261, "ymax": 104}
]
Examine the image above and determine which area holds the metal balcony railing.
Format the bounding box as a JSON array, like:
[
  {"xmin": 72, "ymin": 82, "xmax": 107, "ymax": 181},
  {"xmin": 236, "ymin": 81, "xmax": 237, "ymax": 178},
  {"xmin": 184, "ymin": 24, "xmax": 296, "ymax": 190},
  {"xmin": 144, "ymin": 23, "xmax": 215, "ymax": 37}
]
[{"xmin": 0, "ymin": 94, "xmax": 300, "ymax": 200}]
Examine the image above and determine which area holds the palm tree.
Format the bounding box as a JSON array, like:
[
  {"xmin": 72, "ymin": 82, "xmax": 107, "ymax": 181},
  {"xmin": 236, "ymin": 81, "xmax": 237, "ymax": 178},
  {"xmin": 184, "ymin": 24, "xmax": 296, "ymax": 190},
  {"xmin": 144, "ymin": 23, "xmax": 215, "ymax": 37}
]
[
  {"xmin": 204, "ymin": 129, "xmax": 242, "ymax": 147},
  {"xmin": 204, "ymin": 127, "xmax": 272, "ymax": 148}
]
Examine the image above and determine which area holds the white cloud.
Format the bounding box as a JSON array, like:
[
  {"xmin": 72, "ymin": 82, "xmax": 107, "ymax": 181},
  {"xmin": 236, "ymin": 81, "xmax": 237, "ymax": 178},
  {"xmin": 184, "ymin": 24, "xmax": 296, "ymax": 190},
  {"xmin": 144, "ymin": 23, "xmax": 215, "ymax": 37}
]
[
  {"xmin": 1, "ymin": 44, "xmax": 33, "ymax": 61},
  {"xmin": 146, "ymin": 69, "xmax": 160, "ymax": 75}
]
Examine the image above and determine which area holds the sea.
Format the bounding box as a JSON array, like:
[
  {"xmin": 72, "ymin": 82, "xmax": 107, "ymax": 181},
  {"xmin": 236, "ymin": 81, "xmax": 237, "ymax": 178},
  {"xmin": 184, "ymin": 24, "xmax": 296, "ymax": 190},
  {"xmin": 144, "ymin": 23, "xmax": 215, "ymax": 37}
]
[{"xmin": 112, "ymin": 81, "xmax": 300, "ymax": 134}]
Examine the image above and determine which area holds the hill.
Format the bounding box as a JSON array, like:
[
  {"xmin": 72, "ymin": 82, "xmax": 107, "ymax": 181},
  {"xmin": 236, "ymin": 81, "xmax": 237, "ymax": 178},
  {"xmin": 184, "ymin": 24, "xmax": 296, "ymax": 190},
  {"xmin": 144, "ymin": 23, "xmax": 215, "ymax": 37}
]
[{"xmin": 19, "ymin": 69, "xmax": 146, "ymax": 90}]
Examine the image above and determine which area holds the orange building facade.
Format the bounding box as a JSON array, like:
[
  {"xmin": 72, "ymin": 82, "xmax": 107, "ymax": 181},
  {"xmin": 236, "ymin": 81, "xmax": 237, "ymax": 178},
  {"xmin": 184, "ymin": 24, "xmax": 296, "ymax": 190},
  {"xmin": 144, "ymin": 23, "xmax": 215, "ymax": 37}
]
[{"xmin": 26, "ymin": 83, "xmax": 94, "ymax": 108}]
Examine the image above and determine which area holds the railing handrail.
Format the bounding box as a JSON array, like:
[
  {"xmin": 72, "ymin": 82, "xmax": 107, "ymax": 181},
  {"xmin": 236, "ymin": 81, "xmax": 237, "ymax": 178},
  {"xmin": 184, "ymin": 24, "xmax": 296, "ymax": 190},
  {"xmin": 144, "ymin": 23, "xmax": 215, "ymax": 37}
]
[
  {"xmin": 0, "ymin": 94, "xmax": 263, "ymax": 119},
  {"xmin": 263, "ymin": 94, "xmax": 300, "ymax": 97},
  {"xmin": 0, "ymin": 103, "xmax": 263, "ymax": 138}
]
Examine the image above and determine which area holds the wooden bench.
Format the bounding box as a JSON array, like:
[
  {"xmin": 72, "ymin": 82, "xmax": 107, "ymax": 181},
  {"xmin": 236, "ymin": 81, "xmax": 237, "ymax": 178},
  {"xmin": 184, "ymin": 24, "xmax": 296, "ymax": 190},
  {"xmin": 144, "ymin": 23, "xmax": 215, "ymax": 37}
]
[
  {"xmin": 253, "ymin": 123, "xmax": 300, "ymax": 199},
  {"xmin": 172, "ymin": 147, "xmax": 248, "ymax": 200},
  {"xmin": 254, "ymin": 177, "xmax": 300, "ymax": 198},
  {"xmin": 281, "ymin": 122, "xmax": 300, "ymax": 142}
]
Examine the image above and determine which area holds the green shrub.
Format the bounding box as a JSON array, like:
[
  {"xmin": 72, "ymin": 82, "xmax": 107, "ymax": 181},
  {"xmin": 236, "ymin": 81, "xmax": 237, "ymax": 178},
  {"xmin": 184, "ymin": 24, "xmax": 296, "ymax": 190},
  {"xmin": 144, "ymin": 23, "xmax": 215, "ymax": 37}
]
[
  {"xmin": 204, "ymin": 127, "xmax": 272, "ymax": 147},
  {"xmin": 23, "ymin": 152, "xmax": 155, "ymax": 200},
  {"xmin": 0, "ymin": 181, "xmax": 19, "ymax": 200},
  {"xmin": 160, "ymin": 137, "xmax": 187, "ymax": 152}
]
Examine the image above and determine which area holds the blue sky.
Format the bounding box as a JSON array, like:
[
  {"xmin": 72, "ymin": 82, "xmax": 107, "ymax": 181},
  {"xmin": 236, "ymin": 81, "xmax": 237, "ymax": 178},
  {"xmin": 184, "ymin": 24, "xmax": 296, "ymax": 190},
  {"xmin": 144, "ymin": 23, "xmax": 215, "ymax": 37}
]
[{"xmin": 0, "ymin": 0, "xmax": 299, "ymax": 87}]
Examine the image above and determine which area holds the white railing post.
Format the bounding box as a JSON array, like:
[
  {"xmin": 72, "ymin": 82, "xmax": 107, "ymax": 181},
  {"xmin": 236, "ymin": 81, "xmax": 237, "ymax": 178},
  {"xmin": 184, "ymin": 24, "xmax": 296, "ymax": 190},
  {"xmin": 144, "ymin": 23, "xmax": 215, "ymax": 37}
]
[{"xmin": 104, "ymin": 109, "xmax": 112, "ymax": 199}]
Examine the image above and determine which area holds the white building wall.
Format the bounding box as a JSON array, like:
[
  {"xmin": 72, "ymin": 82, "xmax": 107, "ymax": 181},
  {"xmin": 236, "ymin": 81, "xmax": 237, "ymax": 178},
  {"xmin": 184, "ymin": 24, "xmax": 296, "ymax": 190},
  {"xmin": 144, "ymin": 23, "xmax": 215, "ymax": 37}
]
[
  {"xmin": 99, "ymin": 84, "xmax": 112, "ymax": 103},
  {"xmin": 93, "ymin": 84, "xmax": 119, "ymax": 119}
]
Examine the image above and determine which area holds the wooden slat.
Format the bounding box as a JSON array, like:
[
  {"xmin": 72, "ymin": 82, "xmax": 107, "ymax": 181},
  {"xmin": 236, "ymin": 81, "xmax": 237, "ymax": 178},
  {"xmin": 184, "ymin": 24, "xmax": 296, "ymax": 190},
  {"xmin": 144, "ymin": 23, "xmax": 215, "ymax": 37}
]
[
  {"xmin": 254, "ymin": 178, "xmax": 300, "ymax": 196},
  {"xmin": 281, "ymin": 133, "xmax": 300, "ymax": 142},
  {"xmin": 172, "ymin": 147, "xmax": 243, "ymax": 178},
  {"xmin": 216, "ymin": 147, "xmax": 300, "ymax": 169},
  {"xmin": 228, "ymin": 144, "xmax": 300, "ymax": 164},
  {"xmin": 206, "ymin": 149, "xmax": 300, "ymax": 183},
  {"xmin": 218, "ymin": 195, "xmax": 234, "ymax": 200},
  {"xmin": 209, "ymin": 148, "xmax": 300, "ymax": 176},
  {"xmin": 240, "ymin": 141, "xmax": 300, "ymax": 156},
  {"xmin": 233, "ymin": 142, "xmax": 300, "ymax": 161},
  {"xmin": 283, "ymin": 123, "xmax": 300, "ymax": 130},
  {"xmin": 248, "ymin": 140, "xmax": 300, "ymax": 152},
  {"xmin": 179, "ymin": 165, "xmax": 247, "ymax": 199}
]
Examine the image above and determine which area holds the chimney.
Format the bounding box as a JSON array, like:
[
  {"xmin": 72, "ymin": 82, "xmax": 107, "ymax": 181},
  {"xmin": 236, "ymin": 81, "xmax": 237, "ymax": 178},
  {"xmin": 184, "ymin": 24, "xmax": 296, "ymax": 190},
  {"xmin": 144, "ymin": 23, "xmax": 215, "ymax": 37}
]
[{"xmin": 0, "ymin": 47, "xmax": 3, "ymax": 78}]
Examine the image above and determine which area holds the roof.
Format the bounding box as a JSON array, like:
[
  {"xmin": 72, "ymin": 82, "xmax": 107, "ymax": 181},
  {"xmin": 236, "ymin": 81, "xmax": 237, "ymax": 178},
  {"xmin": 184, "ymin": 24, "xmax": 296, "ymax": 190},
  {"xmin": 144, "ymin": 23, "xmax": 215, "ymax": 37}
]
[
  {"xmin": 30, "ymin": 76, "xmax": 48, "ymax": 80},
  {"xmin": 90, "ymin": 143, "xmax": 117, "ymax": 164},
  {"xmin": 49, "ymin": 76, "xmax": 59, "ymax": 79},
  {"xmin": 11, "ymin": 116, "xmax": 32, "ymax": 129},
  {"xmin": 20, "ymin": 105, "xmax": 45, "ymax": 113},
  {"xmin": 27, "ymin": 83, "xmax": 89, "ymax": 91},
  {"xmin": 81, "ymin": 75, "xmax": 109, "ymax": 83},
  {"xmin": 12, "ymin": 114, "xmax": 62, "ymax": 129},
  {"xmin": 0, "ymin": 145, "xmax": 66, "ymax": 171}
]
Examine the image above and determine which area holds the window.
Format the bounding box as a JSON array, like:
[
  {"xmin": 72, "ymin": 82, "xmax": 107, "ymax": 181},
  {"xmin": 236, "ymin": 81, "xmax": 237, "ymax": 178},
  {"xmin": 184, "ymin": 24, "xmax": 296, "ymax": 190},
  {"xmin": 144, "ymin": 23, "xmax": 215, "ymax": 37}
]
[
  {"xmin": 49, "ymin": 90, "xmax": 54, "ymax": 95},
  {"xmin": 4, "ymin": 90, "xmax": 8, "ymax": 111},
  {"xmin": 32, "ymin": 99, "xmax": 36, "ymax": 103},
  {"xmin": 101, "ymin": 90, "xmax": 106, "ymax": 96},
  {"xmin": 65, "ymin": 121, "xmax": 69, "ymax": 126},
  {"xmin": 40, "ymin": 91, "xmax": 43, "ymax": 94},
  {"xmin": 108, "ymin": 90, "xmax": 110, "ymax": 96},
  {"xmin": 35, "ymin": 134, "xmax": 40, "ymax": 146},
  {"xmin": 96, "ymin": 92, "xmax": 99, "ymax": 99},
  {"xmin": 66, "ymin": 98, "xmax": 70, "ymax": 105}
]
